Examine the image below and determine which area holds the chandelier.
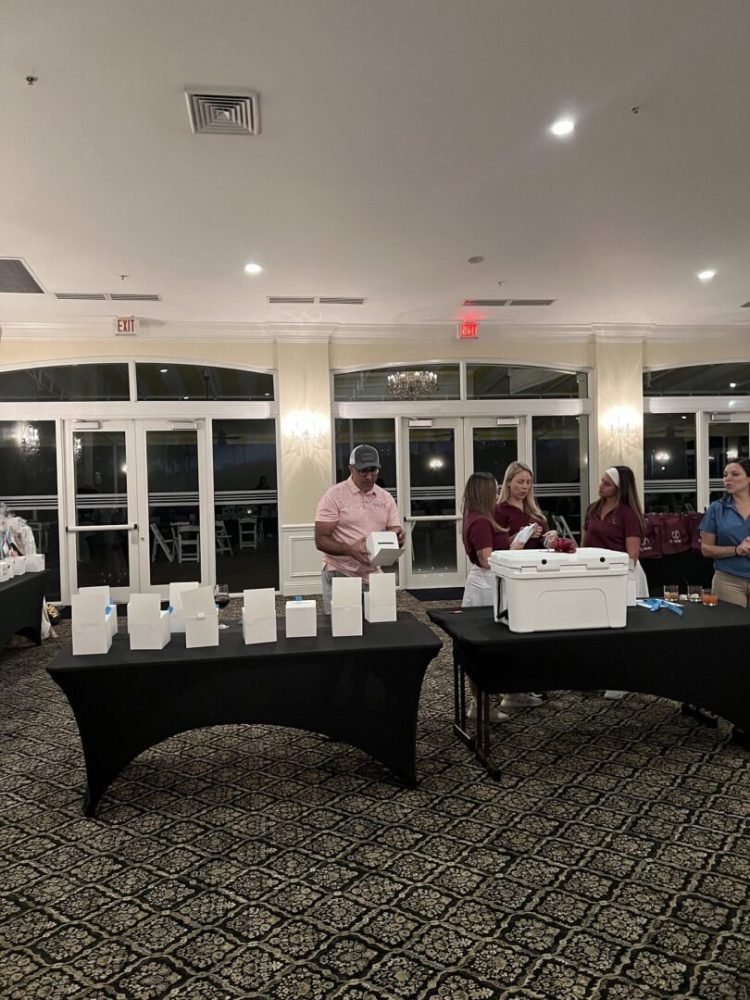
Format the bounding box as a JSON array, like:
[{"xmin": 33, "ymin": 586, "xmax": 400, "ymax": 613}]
[
  {"xmin": 18, "ymin": 422, "xmax": 40, "ymax": 458},
  {"xmin": 386, "ymin": 370, "xmax": 439, "ymax": 400}
]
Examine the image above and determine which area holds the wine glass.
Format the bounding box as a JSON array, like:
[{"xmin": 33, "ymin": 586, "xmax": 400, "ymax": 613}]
[{"xmin": 214, "ymin": 584, "xmax": 231, "ymax": 629}]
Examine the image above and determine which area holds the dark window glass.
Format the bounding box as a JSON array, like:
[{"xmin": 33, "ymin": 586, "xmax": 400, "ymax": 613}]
[
  {"xmin": 334, "ymin": 366, "xmax": 459, "ymax": 402},
  {"xmin": 334, "ymin": 419, "xmax": 397, "ymax": 493},
  {"xmin": 0, "ymin": 420, "xmax": 61, "ymax": 599},
  {"xmin": 0, "ymin": 364, "xmax": 129, "ymax": 401},
  {"xmin": 136, "ymin": 364, "xmax": 274, "ymax": 401},
  {"xmin": 644, "ymin": 364, "xmax": 750, "ymax": 396},
  {"xmin": 532, "ymin": 415, "xmax": 588, "ymax": 537},
  {"xmin": 467, "ymin": 365, "xmax": 587, "ymax": 399},
  {"xmin": 212, "ymin": 419, "xmax": 279, "ymax": 592},
  {"xmin": 643, "ymin": 413, "xmax": 697, "ymax": 512}
]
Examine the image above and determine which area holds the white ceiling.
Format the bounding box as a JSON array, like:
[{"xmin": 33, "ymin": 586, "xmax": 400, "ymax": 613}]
[{"xmin": 2, "ymin": 0, "xmax": 750, "ymax": 333}]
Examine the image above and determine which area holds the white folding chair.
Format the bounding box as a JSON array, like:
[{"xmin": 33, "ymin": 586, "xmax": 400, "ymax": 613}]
[
  {"xmin": 239, "ymin": 517, "xmax": 258, "ymax": 550},
  {"xmin": 150, "ymin": 524, "xmax": 175, "ymax": 563},
  {"xmin": 215, "ymin": 519, "xmax": 233, "ymax": 555}
]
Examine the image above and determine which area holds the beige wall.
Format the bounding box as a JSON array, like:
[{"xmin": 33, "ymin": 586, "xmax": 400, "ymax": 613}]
[{"xmin": 593, "ymin": 339, "xmax": 645, "ymax": 495}]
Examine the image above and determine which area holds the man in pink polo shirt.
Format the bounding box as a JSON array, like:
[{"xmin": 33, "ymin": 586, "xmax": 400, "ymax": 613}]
[{"xmin": 315, "ymin": 444, "xmax": 405, "ymax": 614}]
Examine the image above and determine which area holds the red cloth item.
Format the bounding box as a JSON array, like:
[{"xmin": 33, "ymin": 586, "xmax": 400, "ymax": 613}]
[
  {"xmin": 660, "ymin": 513, "xmax": 691, "ymax": 555},
  {"xmin": 550, "ymin": 537, "xmax": 576, "ymax": 553},
  {"xmin": 639, "ymin": 514, "xmax": 663, "ymax": 559}
]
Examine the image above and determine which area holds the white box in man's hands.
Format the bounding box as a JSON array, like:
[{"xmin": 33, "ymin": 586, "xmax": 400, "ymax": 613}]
[
  {"xmin": 364, "ymin": 571, "xmax": 397, "ymax": 622},
  {"xmin": 490, "ymin": 547, "xmax": 629, "ymax": 633},
  {"xmin": 365, "ymin": 531, "xmax": 403, "ymax": 567},
  {"xmin": 331, "ymin": 576, "xmax": 363, "ymax": 636},
  {"xmin": 285, "ymin": 599, "xmax": 317, "ymax": 638},
  {"xmin": 242, "ymin": 588, "xmax": 278, "ymax": 645}
]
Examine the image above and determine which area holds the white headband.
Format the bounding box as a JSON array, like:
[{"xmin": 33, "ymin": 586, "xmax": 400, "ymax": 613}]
[{"xmin": 605, "ymin": 466, "xmax": 620, "ymax": 488}]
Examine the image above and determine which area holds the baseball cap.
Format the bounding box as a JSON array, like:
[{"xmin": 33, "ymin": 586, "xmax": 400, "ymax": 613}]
[{"xmin": 349, "ymin": 444, "xmax": 380, "ymax": 470}]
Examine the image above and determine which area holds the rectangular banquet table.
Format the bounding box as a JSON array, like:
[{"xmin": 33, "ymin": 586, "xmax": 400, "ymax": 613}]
[
  {"xmin": 0, "ymin": 571, "xmax": 49, "ymax": 651},
  {"xmin": 47, "ymin": 612, "xmax": 442, "ymax": 816},
  {"xmin": 428, "ymin": 603, "xmax": 750, "ymax": 776}
]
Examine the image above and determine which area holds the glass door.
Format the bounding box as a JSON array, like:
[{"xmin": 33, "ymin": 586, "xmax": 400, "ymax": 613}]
[
  {"xmin": 136, "ymin": 420, "xmax": 210, "ymax": 597},
  {"xmin": 63, "ymin": 420, "xmax": 139, "ymax": 602},
  {"xmin": 705, "ymin": 414, "xmax": 749, "ymax": 506}
]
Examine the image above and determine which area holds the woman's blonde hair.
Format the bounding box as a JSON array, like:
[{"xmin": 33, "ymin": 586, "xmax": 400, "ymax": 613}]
[
  {"xmin": 498, "ymin": 461, "xmax": 544, "ymax": 519},
  {"xmin": 461, "ymin": 472, "xmax": 503, "ymax": 531}
]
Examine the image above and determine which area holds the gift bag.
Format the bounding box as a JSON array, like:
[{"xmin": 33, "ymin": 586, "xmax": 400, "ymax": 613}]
[
  {"xmin": 660, "ymin": 513, "xmax": 690, "ymax": 555},
  {"xmin": 639, "ymin": 514, "xmax": 663, "ymax": 559},
  {"xmin": 686, "ymin": 511, "xmax": 704, "ymax": 551}
]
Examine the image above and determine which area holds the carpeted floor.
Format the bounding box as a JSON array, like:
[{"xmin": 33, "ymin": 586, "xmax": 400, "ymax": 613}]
[{"xmin": 1, "ymin": 592, "xmax": 749, "ymax": 998}]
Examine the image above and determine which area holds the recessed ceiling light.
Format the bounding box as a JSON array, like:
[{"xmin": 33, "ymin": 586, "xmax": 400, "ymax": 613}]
[
  {"xmin": 550, "ymin": 118, "xmax": 575, "ymax": 137},
  {"xmin": 467, "ymin": 256, "xmax": 484, "ymax": 264},
  {"xmin": 159, "ymin": 368, "xmax": 168, "ymax": 374},
  {"xmin": 729, "ymin": 382, "xmax": 737, "ymax": 389},
  {"xmin": 244, "ymin": 262, "xmax": 263, "ymax": 276},
  {"xmin": 697, "ymin": 269, "xmax": 716, "ymax": 282}
]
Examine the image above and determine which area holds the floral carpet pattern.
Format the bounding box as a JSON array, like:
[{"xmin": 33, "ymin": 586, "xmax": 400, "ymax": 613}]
[{"xmin": 1, "ymin": 593, "xmax": 749, "ymax": 998}]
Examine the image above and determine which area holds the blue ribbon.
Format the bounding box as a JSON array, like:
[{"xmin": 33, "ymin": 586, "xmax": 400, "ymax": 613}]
[{"xmin": 636, "ymin": 598, "xmax": 684, "ymax": 616}]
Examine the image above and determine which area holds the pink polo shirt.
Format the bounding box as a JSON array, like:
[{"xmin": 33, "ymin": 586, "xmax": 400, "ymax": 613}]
[{"xmin": 314, "ymin": 477, "xmax": 401, "ymax": 577}]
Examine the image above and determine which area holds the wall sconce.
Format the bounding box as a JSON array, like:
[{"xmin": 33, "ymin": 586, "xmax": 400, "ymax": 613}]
[
  {"xmin": 17, "ymin": 422, "xmax": 40, "ymax": 458},
  {"xmin": 602, "ymin": 406, "xmax": 640, "ymax": 459},
  {"xmin": 282, "ymin": 410, "xmax": 329, "ymax": 446}
]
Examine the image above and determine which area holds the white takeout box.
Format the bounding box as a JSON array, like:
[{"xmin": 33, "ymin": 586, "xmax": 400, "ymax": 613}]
[
  {"xmin": 331, "ymin": 576, "xmax": 363, "ymax": 637},
  {"xmin": 242, "ymin": 588, "xmax": 278, "ymax": 645},
  {"xmin": 12, "ymin": 555, "xmax": 26, "ymax": 576},
  {"xmin": 364, "ymin": 571, "xmax": 397, "ymax": 622},
  {"xmin": 72, "ymin": 590, "xmax": 114, "ymax": 655},
  {"xmin": 490, "ymin": 547, "xmax": 629, "ymax": 633},
  {"xmin": 285, "ymin": 599, "xmax": 317, "ymax": 638},
  {"xmin": 81, "ymin": 585, "xmax": 118, "ymax": 636},
  {"xmin": 0, "ymin": 560, "xmax": 13, "ymax": 582},
  {"xmin": 365, "ymin": 531, "xmax": 404, "ymax": 567},
  {"xmin": 25, "ymin": 553, "xmax": 45, "ymax": 572},
  {"xmin": 169, "ymin": 581, "xmax": 200, "ymax": 633},
  {"xmin": 181, "ymin": 586, "xmax": 219, "ymax": 648},
  {"xmin": 127, "ymin": 593, "xmax": 171, "ymax": 650}
]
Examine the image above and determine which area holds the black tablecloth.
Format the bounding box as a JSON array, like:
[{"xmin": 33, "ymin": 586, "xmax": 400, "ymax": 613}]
[
  {"xmin": 0, "ymin": 571, "xmax": 49, "ymax": 650},
  {"xmin": 47, "ymin": 612, "xmax": 442, "ymax": 816},
  {"xmin": 428, "ymin": 603, "xmax": 750, "ymax": 732}
]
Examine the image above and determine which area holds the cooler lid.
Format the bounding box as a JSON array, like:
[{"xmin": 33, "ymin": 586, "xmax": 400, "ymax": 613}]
[{"xmin": 489, "ymin": 546, "xmax": 629, "ymax": 575}]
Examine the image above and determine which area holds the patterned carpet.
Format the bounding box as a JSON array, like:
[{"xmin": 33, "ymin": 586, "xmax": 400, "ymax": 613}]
[{"xmin": 1, "ymin": 592, "xmax": 749, "ymax": 999}]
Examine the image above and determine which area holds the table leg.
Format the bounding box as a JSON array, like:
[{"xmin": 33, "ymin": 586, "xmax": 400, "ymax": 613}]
[
  {"xmin": 474, "ymin": 687, "xmax": 502, "ymax": 780},
  {"xmin": 452, "ymin": 652, "xmax": 474, "ymax": 749}
]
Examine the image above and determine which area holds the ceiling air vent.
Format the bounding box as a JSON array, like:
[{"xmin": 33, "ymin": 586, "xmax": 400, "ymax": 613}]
[
  {"xmin": 463, "ymin": 299, "xmax": 508, "ymax": 307},
  {"xmin": 268, "ymin": 296, "xmax": 315, "ymax": 305},
  {"xmin": 55, "ymin": 292, "xmax": 107, "ymax": 301},
  {"xmin": 185, "ymin": 88, "xmax": 260, "ymax": 135},
  {"xmin": 508, "ymin": 299, "xmax": 556, "ymax": 306},
  {"xmin": 0, "ymin": 258, "xmax": 44, "ymax": 293},
  {"xmin": 318, "ymin": 297, "xmax": 366, "ymax": 305},
  {"xmin": 108, "ymin": 293, "xmax": 162, "ymax": 302}
]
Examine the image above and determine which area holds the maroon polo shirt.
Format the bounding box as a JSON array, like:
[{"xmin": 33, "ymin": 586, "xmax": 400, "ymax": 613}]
[
  {"xmin": 463, "ymin": 511, "xmax": 511, "ymax": 565},
  {"xmin": 494, "ymin": 501, "xmax": 549, "ymax": 550},
  {"xmin": 584, "ymin": 502, "xmax": 642, "ymax": 551}
]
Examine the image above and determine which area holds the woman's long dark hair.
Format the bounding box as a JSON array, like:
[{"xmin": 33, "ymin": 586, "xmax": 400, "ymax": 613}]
[
  {"xmin": 461, "ymin": 472, "xmax": 504, "ymax": 532},
  {"xmin": 587, "ymin": 465, "xmax": 646, "ymax": 536}
]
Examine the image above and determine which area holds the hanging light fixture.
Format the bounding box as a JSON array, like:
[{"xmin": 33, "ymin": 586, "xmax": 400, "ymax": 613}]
[
  {"xmin": 386, "ymin": 370, "xmax": 439, "ymax": 400},
  {"xmin": 18, "ymin": 422, "xmax": 40, "ymax": 458}
]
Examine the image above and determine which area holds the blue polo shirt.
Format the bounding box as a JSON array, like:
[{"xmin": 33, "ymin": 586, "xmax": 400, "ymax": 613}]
[{"xmin": 700, "ymin": 497, "xmax": 750, "ymax": 579}]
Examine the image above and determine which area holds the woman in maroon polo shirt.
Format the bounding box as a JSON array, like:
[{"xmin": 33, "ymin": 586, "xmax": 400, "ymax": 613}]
[
  {"xmin": 583, "ymin": 465, "xmax": 648, "ymax": 699},
  {"xmin": 461, "ymin": 472, "xmax": 525, "ymax": 722},
  {"xmin": 495, "ymin": 461, "xmax": 557, "ymax": 550}
]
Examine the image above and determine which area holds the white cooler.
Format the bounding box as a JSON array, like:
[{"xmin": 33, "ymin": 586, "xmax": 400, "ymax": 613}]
[{"xmin": 490, "ymin": 547, "xmax": 629, "ymax": 633}]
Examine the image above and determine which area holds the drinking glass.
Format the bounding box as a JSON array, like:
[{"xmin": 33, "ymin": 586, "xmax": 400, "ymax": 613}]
[
  {"xmin": 687, "ymin": 585, "xmax": 702, "ymax": 603},
  {"xmin": 701, "ymin": 588, "xmax": 718, "ymax": 606},
  {"xmin": 214, "ymin": 584, "xmax": 231, "ymax": 629},
  {"xmin": 663, "ymin": 584, "xmax": 679, "ymax": 601}
]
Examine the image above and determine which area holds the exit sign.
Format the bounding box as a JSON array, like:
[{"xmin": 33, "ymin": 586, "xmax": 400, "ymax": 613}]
[
  {"xmin": 114, "ymin": 316, "xmax": 138, "ymax": 336},
  {"xmin": 457, "ymin": 320, "xmax": 478, "ymax": 340}
]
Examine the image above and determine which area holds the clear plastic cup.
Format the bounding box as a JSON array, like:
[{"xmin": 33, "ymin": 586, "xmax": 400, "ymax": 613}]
[
  {"xmin": 663, "ymin": 584, "xmax": 679, "ymax": 601},
  {"xmin": 701, "ymin": 588, "xmax": 718, "ymax": 606}
]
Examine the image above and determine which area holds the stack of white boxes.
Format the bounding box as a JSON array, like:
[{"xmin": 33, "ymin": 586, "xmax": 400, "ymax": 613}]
[
  {"xmin": 364, "ymin": 572, "xmax": 397, "ymax": 622},
  {"xmin": 331, "ymin": 576, "xmax": 363, "ymax": 637},
  {"xmin": 71, "ymin": 588, "xmax": 115, "ymax": 655},
  {"xmin": 12, "ymin": 555, "xmax": 26, "ymax": 576},
  {"xmin": 25, "ymin": 554, "xmax": 45, "ymax": 572},
  {"xmin": 285, "ymin": 598, "xmax": 317, "ymax": 638},
  {"xmin": 0, "ymin": 560, "xmax": 13, "ymax": 582},
  {"xmin": 127, "ymin": 593, "xmax": 171, "ymax": 650},
  {"xmin": 168, "ymin": 581, "xmax": 199, "ymax": 634},
  {"xmin": 242, "ymin": 588, "xmax": 278, "ymax": 645},
  {"xmin": 182, "ymin": 586, "xmax": 219, "ymax": 648}
]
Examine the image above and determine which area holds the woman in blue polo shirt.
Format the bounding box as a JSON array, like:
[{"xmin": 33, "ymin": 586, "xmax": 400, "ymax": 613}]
[{"xmin": 700, "ymin": 459, "xmax": 750, "ymax": 608}]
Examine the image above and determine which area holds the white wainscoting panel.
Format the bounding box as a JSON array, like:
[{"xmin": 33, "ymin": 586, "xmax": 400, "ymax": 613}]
[{"xmin": 281, "ymin": 524, "xmax": 323, "ymax": 596}]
